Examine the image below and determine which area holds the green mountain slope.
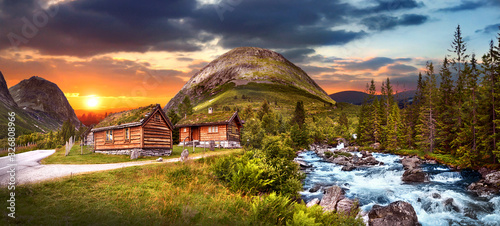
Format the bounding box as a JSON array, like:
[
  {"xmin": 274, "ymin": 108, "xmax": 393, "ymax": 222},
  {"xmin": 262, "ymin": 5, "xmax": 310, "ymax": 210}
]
[{"xmin": 164, "ymin": 47, "xmax": 335, "ymax": 113}]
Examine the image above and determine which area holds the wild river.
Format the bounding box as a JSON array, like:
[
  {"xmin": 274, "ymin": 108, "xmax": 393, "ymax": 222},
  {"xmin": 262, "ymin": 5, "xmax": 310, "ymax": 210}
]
[{"xmin": 297, "ymin": 147, "xmax": 500, "ymax": 225}]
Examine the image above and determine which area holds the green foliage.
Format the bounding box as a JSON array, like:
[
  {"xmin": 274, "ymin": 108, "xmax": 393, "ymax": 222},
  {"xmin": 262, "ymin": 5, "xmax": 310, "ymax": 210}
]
[
  {"xmin": 292, "ymin": 101, "xmax": 306, "ymax": 128},
  {"xmin": 179, "ymin": 96, "xmax": 193, "ymax": 117},
  {"xmin": 241, "ymin": 118, "xmax": 265, "ymax": 149},
  {"xmin": 291, "ymin": 124, "xmax": 311, "ymax": 150},
  {"xmin": 249, "ymin": 193, "xmax": 294, "ymax": 225}
]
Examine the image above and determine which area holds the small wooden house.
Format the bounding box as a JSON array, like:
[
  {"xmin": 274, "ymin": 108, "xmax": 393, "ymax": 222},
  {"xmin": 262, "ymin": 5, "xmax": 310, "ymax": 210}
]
[
  {"xmin": 176, "ymin": 110, "xmax": 243, "ymax": 148},
  {"xmin": 91, "ymin": 104, "xmax": 173, "ymax": 156}
]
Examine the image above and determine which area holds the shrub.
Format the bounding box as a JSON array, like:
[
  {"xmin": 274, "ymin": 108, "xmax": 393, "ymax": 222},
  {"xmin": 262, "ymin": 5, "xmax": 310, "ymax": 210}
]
[{"xmin": 249, "ymin": 193, "xmax": 294, "ymax": 225}]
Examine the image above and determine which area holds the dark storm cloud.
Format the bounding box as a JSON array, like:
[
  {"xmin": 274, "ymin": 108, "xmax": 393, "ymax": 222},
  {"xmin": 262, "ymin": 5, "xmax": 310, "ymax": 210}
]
[
  {"xmin": 475, "ymin": 23, "xmax": 500, "ymax": 34},
  {"xmin": 1, "ymin": 0, "xmax": 426, "ymax": 57},
  {"xmin": 362, "ymin": 14, "xmax": 428, "ymax": 31},
  {"xmin": 437, "ymin": 0, "xmax": 482, "ymax": 12}
]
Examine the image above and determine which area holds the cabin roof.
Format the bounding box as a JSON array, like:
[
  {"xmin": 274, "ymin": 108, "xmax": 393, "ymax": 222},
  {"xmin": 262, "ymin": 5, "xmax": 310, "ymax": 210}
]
[
  {"xmin": 176, "ymin": 111, "xmax": 242, "ymax": 127},
  {"xmin": 92, "ymin": 104, "xmax": 173, "ymax": 132}
]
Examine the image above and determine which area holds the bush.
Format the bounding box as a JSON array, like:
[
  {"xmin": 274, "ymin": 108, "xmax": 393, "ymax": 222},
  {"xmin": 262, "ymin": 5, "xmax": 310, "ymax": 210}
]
[{"xmin": 249, "ymin": 193, "xmax": 294, "ymax": 225}]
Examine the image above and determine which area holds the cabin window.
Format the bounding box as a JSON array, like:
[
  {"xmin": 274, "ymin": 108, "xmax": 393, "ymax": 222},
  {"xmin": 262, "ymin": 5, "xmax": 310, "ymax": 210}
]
[
  {"xmin": 208, "ymin": 126, "xmax": 218, "ymax": 133},
  {"xmin": 155, "ymin": 114, "xmax": 160, "ymax": 122},
  {"xmin": 125, "ymin": 128, "xmax": 130, "ymax": 140},
  {"xmin": 183, "ymin": 128, "xmax": 187, "ymax": 132},
  {"xmin": 106, "ymin": 130, "xmax": 113, "ymax": 142}
]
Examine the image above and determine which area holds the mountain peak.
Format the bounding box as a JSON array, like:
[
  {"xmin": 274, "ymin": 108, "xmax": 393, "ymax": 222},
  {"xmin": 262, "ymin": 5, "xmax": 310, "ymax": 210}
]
[
  {"xmin": 164, "ymin": 47, "xmax": 333, "ymax": 111},
  {"xmin": 9, "ymin": 76, "xmax": 80, "ymax": 127}
]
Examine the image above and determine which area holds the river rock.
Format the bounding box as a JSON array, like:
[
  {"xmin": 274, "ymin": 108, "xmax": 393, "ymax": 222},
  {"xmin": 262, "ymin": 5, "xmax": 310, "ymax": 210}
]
[
  {"xmin": 443, "ymin": 198, "xmax": 460, "ymax": 212},
  {"xmin": 361, "ymin": 150, "xmax": 372, "ymax": 158},
  {"xmin": 485, "ymin": 171, "xmax": 500, "ymax": 186},
  {"xmin": 336, "ymin": 198, "xmax": 358, "ymax": 216},
  {"xmin": 402, "ymin": 168, "xmax": 428, "ymax": 183},
  {"xmin": 467, "ymin": 170, "xmax": 500, "ymax": 196},
  {"xmin": 306, "ymin": 198, "xmax": 320, "ymax": 207},
  {"xmin": 342, "ymin": 164, "xmax": 357, "ymax": 171},
  {"xmin": 319, "ymin": 186, "xmax": 345, "ymax": 212},
  {"xmin": 401, "ymin": 156, "xmax": 421, "ymax": 170},
  {"xmin": 309, "ymin": 184, "xmax": 322, "ymax": 192},
  {"xmin": 368, "ymin": 201, "xmax": 419, "ymax": 226},
  {"xmin": 294, "ymin": 159, "xmax": 311, "ymax": 169}
]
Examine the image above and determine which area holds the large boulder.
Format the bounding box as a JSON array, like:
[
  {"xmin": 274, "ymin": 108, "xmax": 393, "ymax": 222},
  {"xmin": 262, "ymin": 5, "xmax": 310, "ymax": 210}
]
[
  {"xmin": 336, "ymin": 198, "xmax": 358, "ymax": 216},
  {"xmin": 402, "ymin": 168, "xmax": 428, "ymax": 183},
  {"xmin": 401, "ymin": 156, "xmax": 421, "ymax": 170},
  {"xmin": 485, "ymin": 171, "xmax": 500, "ymax": 186},
  {"xmin": 368, "ymin": 201, "xmax": 419, "ymax": 226},
  {"xmin": 319, "ymin": 186, "xmax": 345, "ymax": 212}
]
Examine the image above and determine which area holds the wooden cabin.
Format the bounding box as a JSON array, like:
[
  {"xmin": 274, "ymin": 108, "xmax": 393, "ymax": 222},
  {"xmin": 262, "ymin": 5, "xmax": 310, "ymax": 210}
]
[
  {"xmin": 91, "ymin": 104, "xmax": 173, "ymax": 156},
  {"xmin": 176, "ymin": 109, "xmax": 243, "ymax": 148}
]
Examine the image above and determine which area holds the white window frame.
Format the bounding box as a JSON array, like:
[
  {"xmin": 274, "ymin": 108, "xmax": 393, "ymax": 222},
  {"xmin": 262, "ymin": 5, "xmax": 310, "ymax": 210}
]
[{"xmin": 106, "ymin": 130, "xmax": 113, "ymax": 142}]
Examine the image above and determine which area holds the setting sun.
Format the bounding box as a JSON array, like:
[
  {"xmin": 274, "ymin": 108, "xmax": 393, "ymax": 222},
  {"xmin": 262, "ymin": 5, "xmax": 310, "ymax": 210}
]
[{"xmin": 86, "ymin": 96, "xmax": 99, "ymax": 108}]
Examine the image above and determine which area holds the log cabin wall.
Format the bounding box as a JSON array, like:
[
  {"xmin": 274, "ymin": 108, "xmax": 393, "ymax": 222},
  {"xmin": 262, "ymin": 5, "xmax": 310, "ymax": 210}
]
[
  {"xmin": 142, "ymin": 111, "xmax": 172, "ymax": 149},
  {"xmin": 199, "ymin": 124, "xmax": 227, "ymax": 141},
  {"xmin": 179, "ymin": 127, "xmax": 191, "ymax": 142},
  {"xmin": 94, "ymin": 127, "xmax": 142, "ymax": 150}
]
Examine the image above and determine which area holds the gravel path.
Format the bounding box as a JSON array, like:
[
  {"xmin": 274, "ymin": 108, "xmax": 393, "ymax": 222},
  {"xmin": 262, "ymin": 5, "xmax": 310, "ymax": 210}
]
[{"xmin": 0, "ymin": 149, "xmax": 205, "ymax": 186}]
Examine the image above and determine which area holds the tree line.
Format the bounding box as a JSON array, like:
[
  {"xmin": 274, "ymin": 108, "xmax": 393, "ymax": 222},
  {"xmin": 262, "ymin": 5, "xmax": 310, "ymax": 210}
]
[{"xmin": 357, "ymin": 25, "xmax": 500, "ymax": 167}]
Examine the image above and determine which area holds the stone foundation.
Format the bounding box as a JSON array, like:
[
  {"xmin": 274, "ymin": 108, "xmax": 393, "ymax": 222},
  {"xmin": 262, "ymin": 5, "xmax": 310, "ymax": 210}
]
[
  {"xmin": 179, "ymin": 140, "xmax": 241, "ymax": 149},
  {"xmin": 95, "ymin": 148, "xmax": 172, "ymax": 157}
]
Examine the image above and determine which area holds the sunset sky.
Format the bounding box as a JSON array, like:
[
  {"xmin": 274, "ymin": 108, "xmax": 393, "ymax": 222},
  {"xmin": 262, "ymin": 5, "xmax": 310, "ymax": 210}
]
[{"xmin": 1, "ymin": 0, "xmax": 499, "ymax": 112}]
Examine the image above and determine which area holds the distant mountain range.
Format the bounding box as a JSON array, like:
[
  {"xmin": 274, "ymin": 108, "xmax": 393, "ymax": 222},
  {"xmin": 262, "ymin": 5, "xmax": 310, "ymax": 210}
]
[
  {"xmin": 329, "ymin": 90, "xmax": 416, "ymax": 105},
  {"xmin": 164, "ymin": 47, "xmax": 335, "ymax": 113},
  {"xmin": 0, "ymin": 72, "xmax": 81, "ymax": 138}
]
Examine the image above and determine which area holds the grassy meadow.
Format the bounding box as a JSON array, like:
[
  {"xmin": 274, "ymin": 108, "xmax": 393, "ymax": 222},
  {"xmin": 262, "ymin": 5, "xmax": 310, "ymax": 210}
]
[{"xmin": 41, "ymin": 142, "xmax": 240, "ymax": 164}]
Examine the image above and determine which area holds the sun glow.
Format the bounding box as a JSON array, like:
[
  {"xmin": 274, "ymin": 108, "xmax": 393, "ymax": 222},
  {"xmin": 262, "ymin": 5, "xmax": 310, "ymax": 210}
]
[{"xmin": 86, "ymin": 96, "xmax": 99, "ymax": 109}]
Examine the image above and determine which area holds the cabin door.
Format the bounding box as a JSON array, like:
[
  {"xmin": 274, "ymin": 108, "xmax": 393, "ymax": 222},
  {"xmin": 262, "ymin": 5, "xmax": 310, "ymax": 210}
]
[{"xmin": 191, "ymin": 127, "xmax": 200, "ymax": 141}]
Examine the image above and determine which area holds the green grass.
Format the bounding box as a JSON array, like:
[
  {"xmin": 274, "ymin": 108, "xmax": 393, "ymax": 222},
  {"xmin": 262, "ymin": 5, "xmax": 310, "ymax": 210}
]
[
  {"xmin": 41, "ymin": 142, "xmax": 241, "ymax": 164},
  {"xmin": 1, "ymin": 157, "xmax": 253, "ymax": 225},
  {"xmin": 194, "ymin": 82, "xmax": 335, "ymax": 116}
]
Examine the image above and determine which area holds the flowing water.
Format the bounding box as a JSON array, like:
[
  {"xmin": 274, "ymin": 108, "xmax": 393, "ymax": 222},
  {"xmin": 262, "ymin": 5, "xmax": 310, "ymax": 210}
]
[{"xmin": 298, "ymin": 149, "xmax": 500, "ymax": 226}]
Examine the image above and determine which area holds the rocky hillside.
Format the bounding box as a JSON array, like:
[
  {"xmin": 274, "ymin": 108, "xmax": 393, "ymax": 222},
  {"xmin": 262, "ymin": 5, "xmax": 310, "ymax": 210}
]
[
  {"xmin": 9, "ymin": 76, "xmax": 81, "ymax": 129},
  {"xmin": 164, "ymin": 47, "xmax": 335, "ymax": 112},
  {"xmin": 0, "ymin": 71, "xmax": 17, "ymax": 108},
  {"xmin": 0, "ymin": 73, "xmax": 56, "ymax": 137}
]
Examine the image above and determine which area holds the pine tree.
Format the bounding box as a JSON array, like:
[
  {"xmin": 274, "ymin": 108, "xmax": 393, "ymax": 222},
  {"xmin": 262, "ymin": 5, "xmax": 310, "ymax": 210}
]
[
  {"xmin": 338, "ymin": 112, "xmax": 349, "ymax": 139},
  {"xmin": 478, "ymin": 39, "xmax": 500, "ymax": 163},
  {"xmin": 179, "ymin": 96, "xmax": 193, "ymax": 117},
  {"xmin": 415, "ymin": 62, "xmax": 437, "ymax": 152},
  {"xmin": 449, "ymin": 25, "xmax": 469, "ymax": 146},
  {"xmin": 386, "ymin": 103, "xmax": 401, "ymax": 150},
  {"xmin": 356, "ymin": 83, "xmax": 372, "ymax": 145},
  {"xmin": 292, "ymin": 101, "xmax": 306, "ymax": 128},
  {"xmin": 369, "ymin": 81, "xmax": 382, "ymax": 144},
  {"xmin": 435, "ymin": 57, "xmax": 455, "ymax": 154},
  {"xmin": 258, "ymin": 100, "xmax": 271, "ymax": 120}
]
